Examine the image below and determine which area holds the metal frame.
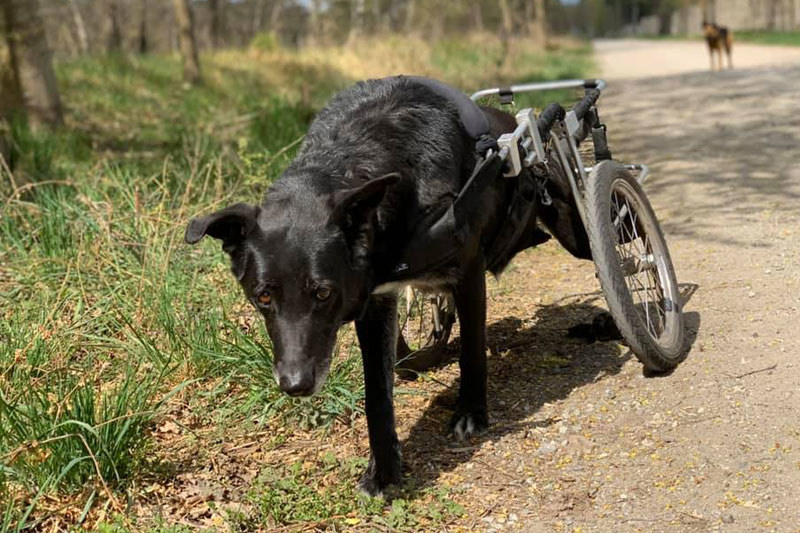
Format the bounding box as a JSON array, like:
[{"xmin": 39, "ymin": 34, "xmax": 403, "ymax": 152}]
[
  {"xmin": 464, "ymin": 78, "xmax": 685, "ymax": 364},
  {"xmin": 469, "ymin": 78, "xmax": 607, "ymax": 102},
  {"xmin": 470, "ymin": 78, "xmax": 649, "ymax": 230}
]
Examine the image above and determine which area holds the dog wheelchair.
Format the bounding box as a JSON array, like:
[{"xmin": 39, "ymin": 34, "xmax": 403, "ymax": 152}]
[{"xmin": 393, "ymin": 78, "xmax": 686, "ymax": 375}]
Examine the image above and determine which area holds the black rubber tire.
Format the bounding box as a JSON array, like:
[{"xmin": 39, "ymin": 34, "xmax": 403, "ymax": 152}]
[{"xmin": 584, "ymin": 161, "xmax": 686, "ymax": 371}]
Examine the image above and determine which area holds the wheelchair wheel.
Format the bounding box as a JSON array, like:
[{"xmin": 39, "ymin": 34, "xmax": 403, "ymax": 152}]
[
  {"xmin": 584, "ymin": 161, "xmax": 685, "ymax": 371},
  {"xmin": 395, "ymin": 288, "xmax": 456, "ymax": 379}
]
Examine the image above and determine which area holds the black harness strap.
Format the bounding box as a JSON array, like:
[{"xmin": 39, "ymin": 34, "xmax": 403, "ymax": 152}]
[
  {"xmin": 380, "ymin": 76, "xmax": 566, "ymax": 281},
  {"xmin": 389, "ymin": 152, "xmax": 504, "ymax": 281}
]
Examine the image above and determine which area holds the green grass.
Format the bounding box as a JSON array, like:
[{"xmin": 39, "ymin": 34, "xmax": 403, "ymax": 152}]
[
  {"xmin": 735, "ymin": 30, "xmax": 800, "ymax": 46},
  {"xmin": 231, "ymin": 454, "xmax": 465, "ymax": 531},
  {"xmin": 0, "ymin": 36, "xmax": 592, "ymax": 530},
  {"xmin": 636, "ymin": 30, "xmax": 800, "ymax": 47},
  {"xmin": 636, "ymin": 33, "xmax": 691, "ymax": 41}
]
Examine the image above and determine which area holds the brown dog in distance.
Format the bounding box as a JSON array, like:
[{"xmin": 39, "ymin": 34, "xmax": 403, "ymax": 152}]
[{"xmin": 702, "ymin": 21, "xmax": 733, "ymax": 70}]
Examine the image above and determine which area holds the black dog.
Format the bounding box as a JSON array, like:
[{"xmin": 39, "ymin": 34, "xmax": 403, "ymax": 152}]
[{"xmin": 185, "ymin": 76, "xmax": 588, "ymax": 494}]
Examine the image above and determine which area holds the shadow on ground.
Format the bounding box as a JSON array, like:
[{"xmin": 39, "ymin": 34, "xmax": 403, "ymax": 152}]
[
  {"xmin": 396, "ymin": 281, "xmax": 701, "ymax": 496},
  {"xmin": 397, "ymin": 300, "xmax": 630, "ymax": 496},
  {"xmin": 604, "ymin": 64, "xmax": 800, "ymax": 248}
]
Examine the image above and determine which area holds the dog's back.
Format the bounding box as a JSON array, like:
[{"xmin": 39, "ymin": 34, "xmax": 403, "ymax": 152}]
[
  {"xmin": 703, "ymin": 22, "xmax": 733, "ymax": 53},
  {"xmin": 280, "ymin": 79, "xmax": 472, "ymax": 221},
  {"xmin": 273, "ymin": 77, "xmax": 518, "ymax": 278}
]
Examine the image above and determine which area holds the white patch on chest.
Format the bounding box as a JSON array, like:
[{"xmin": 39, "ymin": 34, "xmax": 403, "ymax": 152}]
[{"xmin": 372, "ymin": 271, "xmax": 458, "ymax": 295}]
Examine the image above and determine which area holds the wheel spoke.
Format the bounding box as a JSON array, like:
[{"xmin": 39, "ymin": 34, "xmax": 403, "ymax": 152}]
[{"xmin": 610, "ymin": 183, "xmax": 674, "ymax": 342}]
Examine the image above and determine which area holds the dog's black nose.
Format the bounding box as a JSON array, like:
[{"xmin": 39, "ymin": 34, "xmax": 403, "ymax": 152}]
[{"xmin": 279, "ymin": 372, "xmax": 314, "ymax": 397}]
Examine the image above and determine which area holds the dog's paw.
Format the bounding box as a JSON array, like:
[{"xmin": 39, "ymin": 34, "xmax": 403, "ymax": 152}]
[
  {"xmin": 450, "ymin": 409, "xmax": 488, "ymax": 441},
  {"xmin": 358, "ymin": 471, "xmax": 384, "ymax": 497},
  {"xmin": 357, "ymin": 458, "xmax": 401, "ymax": 497}
]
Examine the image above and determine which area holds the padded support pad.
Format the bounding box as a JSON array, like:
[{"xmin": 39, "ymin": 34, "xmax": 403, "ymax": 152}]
[{"xmin": 402, "ymin": 76, "xmax": 491, "ymax": 141}]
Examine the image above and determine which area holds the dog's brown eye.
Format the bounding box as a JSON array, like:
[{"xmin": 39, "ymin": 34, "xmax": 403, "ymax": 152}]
[
  {"xmin": 315, "ymin": 287, "xmax": 332, "ymax": 301},
  {"xmin": 257, "ymin": 291, "xmax": 272, "ymax": 306}
]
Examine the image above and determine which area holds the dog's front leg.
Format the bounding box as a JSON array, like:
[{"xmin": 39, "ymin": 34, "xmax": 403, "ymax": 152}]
[
  {"xmin": 355, "ymin": 294, "xmax": 402, "ymax": 495},
  {"xmin": 451, "ymin": 257, "xmax": 489, "ymax": 440}
]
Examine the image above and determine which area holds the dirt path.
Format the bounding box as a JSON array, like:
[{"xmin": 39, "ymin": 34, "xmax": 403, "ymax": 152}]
[
  {"xmin": 394, "ymin": 40, "xmax": 800, "ymax": 531},
  {"xmin": 594, "ymin": 38, "xmax": 800, "ymax": 78}
]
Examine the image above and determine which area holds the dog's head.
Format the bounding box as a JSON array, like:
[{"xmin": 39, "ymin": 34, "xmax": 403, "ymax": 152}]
[
  {"xmin": 185, "ymin": 173, "xmax": 400, "ymax": 397},
  {"xmin": 702, "ymin": 20, "xmax": 717, "ymax": 36}
]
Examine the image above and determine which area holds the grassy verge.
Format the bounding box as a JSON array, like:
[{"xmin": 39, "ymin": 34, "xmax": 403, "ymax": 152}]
[
  {"xmin": 635, "ymin": 33, "xmax": 691, "ymax": 41},
  {"xmin": 735, "ymin": 30, "xmax": 800, "ymax": 46},
  {"xmin": 636, "ymin": 29, "xmax": 800, "ymax": 47},
  {"xmin": 0, "ymin": 34, "xmax": 592, "ymax": 530}
]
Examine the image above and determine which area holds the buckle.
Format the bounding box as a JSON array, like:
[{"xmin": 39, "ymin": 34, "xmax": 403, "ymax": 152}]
[{"xmin": 498, "ymin": 87, "xmax": 514, "ymax": 106}]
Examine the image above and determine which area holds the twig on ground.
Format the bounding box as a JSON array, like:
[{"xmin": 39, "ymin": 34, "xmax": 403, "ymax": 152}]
[
  {"xmin": 678, "ymin": 415, "xmax": 722, "ymax": 427},
  {"xmin": 729, "ymin": 364, "xmax": 777, "ymax": 379}
]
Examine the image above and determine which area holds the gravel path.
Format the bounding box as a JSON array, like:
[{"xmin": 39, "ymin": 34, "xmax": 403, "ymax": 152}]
[
  {"xmin": 594, "ymin": 38, "xmax": 800, "ymax": 79},
  {"xmin": 400, "ymin": 40, "xmax": 800, "ymax": 531}
]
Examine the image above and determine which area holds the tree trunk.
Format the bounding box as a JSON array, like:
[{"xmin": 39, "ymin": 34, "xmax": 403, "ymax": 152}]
[
  {"xmin": 107, "ymin": 0, "xmax": 122, "ymax": 52},
  {"xmin": 138, "ymin": 0, "xmax": 148, "ymax": 54},
  {"xmin": 795, "ymin": 0, "xmax": 800, "ymax": 29},
  {"xmin": 472, "ymin": 2, "xmax": 484, "ymax": 32},
  {"xmin": 404, "ymin": 0, "xmax": 416, "ymax": 33},
  {"xmin": 2, "ymin": 0, "xmax": 63, "ymax": 129},
  {"xmin": 59, "ymin": 21, "xmax": 79, "ymax": 57},
  {"xmin": 308, "ymin": 0, "xmax": 323, "ymax": 45},
  {"xmin": 533, "ymin": 0, "xmax": 547, "ymax": 46},
  {"xmin": 766, "ymin": 0, "xmax": 778, "ymax": 29},
  {"xmin": 372, "ymin": 0, "xmax": 381, "ymax": 33},
  {"xmin": 498, "ymin": 0, "xmax": 513, "ymax": 64},
  {"xmin": 678, "ymin": 0, "xmax": 689, "ymax": 34},
  {"xmin": 269, "ymin": 0, "xmax": 283, "ymax": 33},
  {"xmin": 524, "ymin": 1, "xmax": 533, "ymax": 35},
  {"xmin": 68, "ymin": 0, "xmax": 89, "ymax": 54},
  {"xmin": 348, "ymin": 0, "xmax": 366, "ymax": 42},
  {"xmin": 429, "ymin": 5, "xmax": 444, "ymax": 41},
  {"xmin": 173, "ymin": 0, "xmax": 201, "ymax": 85},
  {"xmin": 251, "ymin": 0, "xmax": 264, "ymax": 41},
  {"xmin": 1, "ymin": 46, "xmax": 14, "ymax": 168},
  {"xmin": 208, "ymin": 0, "xmax": 223, "ymax": 48}
]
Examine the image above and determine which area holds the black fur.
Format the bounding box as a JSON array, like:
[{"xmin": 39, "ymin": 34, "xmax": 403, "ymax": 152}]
[{"xmin": 185, "ymin": 77, "xmax": 582, "ymax": 494}]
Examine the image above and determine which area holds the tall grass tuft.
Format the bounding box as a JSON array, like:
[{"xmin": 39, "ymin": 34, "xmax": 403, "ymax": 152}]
[{"xmin": 0, "ymin": 360, "xmax": 177, "ymax": 493}]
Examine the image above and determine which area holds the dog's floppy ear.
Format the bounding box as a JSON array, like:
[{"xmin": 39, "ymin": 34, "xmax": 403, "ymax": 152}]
[
  {"xmin": 331, "ymin": 173, "xmax": 400, "ymax": 227},
  {"xmin": 331, "ymin": 173, "xmax": 400, "ymax": 264},
  {"xmin": 184, "ymin": 203, "xmax": 260, "ymax": 248}
]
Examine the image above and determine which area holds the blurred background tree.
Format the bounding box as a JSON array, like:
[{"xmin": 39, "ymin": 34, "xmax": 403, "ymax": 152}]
[
  {"xmin": 0, "ymin": 1, "xmax": 790, "ymax": 61},
  {"xmin": 1, "ymin": 0, "xmax": 63, "ymax": 132},
  {"xmin": 173, "ymin": 0, "xmax": 202, "ymax": 84},
  {"xmin": 1, "ymin": 0, "xmax": 798, "ymax": 136}
]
